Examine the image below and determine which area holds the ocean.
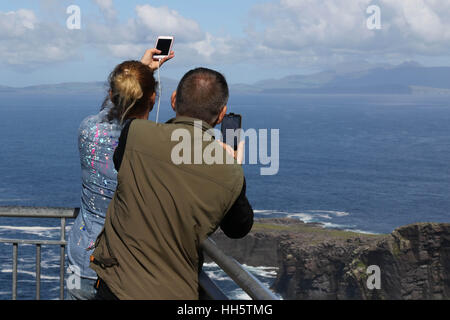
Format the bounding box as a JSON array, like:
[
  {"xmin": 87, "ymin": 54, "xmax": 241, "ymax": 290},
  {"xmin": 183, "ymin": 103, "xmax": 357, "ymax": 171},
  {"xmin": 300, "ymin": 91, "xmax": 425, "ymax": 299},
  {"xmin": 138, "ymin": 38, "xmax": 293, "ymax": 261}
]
[{"xmin": 0, "ymin": 93, "xmax": 449, "ymax": 299}]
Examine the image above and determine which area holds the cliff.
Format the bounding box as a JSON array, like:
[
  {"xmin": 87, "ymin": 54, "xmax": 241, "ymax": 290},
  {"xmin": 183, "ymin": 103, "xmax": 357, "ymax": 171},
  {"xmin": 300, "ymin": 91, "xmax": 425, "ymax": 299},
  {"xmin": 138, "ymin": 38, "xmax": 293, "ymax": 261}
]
[{"xmin": 210, "ymin": 218, "xmax": 450, "ymax": 300}]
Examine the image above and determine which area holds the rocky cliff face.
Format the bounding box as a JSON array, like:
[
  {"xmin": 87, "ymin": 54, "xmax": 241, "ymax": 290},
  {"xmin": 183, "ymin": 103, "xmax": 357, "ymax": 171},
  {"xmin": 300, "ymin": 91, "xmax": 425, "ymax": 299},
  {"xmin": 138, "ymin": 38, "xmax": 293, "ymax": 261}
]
[{"xmin": 210, "ymin": 219, "xmax": 450, "ymax": 300}]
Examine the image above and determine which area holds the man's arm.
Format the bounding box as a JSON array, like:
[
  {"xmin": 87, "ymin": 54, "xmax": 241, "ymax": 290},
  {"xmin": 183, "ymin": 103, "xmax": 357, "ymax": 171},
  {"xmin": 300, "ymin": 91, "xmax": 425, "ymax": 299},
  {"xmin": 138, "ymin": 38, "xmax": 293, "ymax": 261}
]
[
  {"xmin": 113, "ymin": 119, "xmax": 135, "ymax": 171},
  {"xmin": 220, "ymin": 178, "xmax": 254, "ymax": 239}
]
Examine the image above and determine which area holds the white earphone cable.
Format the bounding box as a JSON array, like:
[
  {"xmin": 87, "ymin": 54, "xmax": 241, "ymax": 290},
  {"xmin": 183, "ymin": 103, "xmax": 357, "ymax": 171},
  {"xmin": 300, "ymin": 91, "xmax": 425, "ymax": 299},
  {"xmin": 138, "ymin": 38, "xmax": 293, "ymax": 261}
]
[{"xmin": 156, "ymin": 59, "xmax": 162, "ymax": 123}]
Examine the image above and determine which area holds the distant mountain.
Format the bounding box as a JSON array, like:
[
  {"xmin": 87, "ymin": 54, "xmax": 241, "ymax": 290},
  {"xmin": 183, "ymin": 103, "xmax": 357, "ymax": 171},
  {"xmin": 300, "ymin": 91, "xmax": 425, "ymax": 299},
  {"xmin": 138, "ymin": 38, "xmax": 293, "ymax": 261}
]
[
  {"xmin": 1, "ymin": 63, "xmax": 450, "ymax": 101},
  {"xmin": 0, "ymin": 77, "xmax": 180, "ymax": 107},
  {"xmin": 255, "ymin": 71, "xmax": 337, "ymax": 89},
  {"xmin": 251, "ymin": 62, "xmax": 450, "ymax": 95},
  {"xmin": 327, "ymin": 64, "xmax": 450, "ymax": 90},
  {"xmin": 0, "ymin": 77, "xmax": 179, "ymax": 95},
  {"xmin": 0, "ymin": 85, "xmax": 14, "ymax": 93},
  {"xmin": 0, "ymin": 81, "xmax": 106, "ymax": 98}
]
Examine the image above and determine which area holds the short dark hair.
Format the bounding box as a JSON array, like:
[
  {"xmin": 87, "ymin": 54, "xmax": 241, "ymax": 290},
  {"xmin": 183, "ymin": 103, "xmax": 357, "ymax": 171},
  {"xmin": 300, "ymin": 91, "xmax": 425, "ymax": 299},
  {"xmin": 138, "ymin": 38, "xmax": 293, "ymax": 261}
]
[{"xmin": 175, "ymin": 68, "xmax": 229, "ymax": 125}]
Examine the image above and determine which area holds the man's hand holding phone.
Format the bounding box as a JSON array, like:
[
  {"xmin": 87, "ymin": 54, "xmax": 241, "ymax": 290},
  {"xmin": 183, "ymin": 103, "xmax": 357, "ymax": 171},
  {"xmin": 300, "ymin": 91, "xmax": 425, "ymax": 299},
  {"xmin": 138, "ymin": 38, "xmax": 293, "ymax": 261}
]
[{"xmin": 218, "ymin": 140, "xmax": 245, "ymax": 165}]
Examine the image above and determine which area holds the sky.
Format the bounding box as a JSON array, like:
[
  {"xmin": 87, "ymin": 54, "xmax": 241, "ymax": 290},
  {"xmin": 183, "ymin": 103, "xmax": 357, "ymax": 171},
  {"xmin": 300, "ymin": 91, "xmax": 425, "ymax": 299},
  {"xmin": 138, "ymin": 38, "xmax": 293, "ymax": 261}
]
[{"xmin": 1, "ymin": 0, "xmax": 450, "ymax": 87}]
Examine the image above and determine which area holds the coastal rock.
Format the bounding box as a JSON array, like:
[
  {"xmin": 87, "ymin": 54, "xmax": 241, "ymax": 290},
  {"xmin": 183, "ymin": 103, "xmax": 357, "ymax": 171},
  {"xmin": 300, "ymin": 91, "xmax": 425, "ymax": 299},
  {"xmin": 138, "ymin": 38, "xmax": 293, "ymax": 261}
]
[{"xmin": 210, "ymin": 219, "xmax": 450, "ymax": 300}]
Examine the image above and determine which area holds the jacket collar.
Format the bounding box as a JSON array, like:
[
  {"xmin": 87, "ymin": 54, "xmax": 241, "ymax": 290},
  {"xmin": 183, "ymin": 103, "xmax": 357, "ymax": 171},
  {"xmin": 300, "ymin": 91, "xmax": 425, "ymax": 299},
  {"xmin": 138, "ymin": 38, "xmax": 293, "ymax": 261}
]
[{"xmin": 166, "ymin": 116, "xmax": 214, "ymax": 133}]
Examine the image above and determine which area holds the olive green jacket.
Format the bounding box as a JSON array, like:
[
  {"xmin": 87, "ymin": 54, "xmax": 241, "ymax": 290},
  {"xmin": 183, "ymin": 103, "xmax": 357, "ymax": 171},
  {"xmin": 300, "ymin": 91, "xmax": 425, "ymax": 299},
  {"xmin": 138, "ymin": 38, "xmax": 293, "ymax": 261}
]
[{"xmin": 90, "ymin": 117, "xmax": 244, "ymax": 299}]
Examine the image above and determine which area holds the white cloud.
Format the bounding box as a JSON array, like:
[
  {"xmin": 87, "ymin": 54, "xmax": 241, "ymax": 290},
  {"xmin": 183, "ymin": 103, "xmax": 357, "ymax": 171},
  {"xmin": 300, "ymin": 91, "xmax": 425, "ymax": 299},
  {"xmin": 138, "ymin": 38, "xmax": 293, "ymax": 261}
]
[
  {"xmin": 135, "ymin": 5, "xmax": 204, "ymax": 43},
  {"xmin": 385, "ymin": 0, "xmax": 450, "ymax": 45},
  {"xmin": 106, "ymin": 43, "xmax": 147, "ymax": 59},
  {"xmin": 93, "ymin": 0, "xmax": 117, "ymax": 20},
  {"xmin": 244, "ymin": 0, "xmax": 450, "ymax": 67},
  {"xmin": 0, "ymin": 9, "xmax": 82, "ymax": 66},
  {"xmin": 2, "ymin": 1, "xmax": 450, "ymax": 74},
  {"xmin": 0, "ymin": 9, "xmax": 38, "ymax": 38},
  {"xmin": 0, "ymin": 3, "xmax": 215, "ymax": 68},
  {"xmin": 85, "ymin": 3, "xmax": 222, "ymax": 64}
]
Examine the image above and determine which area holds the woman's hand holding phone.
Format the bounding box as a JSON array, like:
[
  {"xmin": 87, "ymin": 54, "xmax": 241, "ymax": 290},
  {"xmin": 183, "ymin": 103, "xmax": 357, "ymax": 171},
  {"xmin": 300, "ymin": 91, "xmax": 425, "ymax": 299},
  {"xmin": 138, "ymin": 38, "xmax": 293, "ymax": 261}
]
[{"xmin": 140, "ymin": 48, "xmax": 175, "ymax": 71}]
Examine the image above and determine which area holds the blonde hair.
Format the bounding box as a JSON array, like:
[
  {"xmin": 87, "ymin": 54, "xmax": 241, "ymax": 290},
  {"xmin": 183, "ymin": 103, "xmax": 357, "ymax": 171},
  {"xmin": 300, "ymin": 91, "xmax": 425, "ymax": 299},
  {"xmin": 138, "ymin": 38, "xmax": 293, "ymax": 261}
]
[{"xmin": 105, "ymin": 61, "xmax": 156, "ymax": 123}]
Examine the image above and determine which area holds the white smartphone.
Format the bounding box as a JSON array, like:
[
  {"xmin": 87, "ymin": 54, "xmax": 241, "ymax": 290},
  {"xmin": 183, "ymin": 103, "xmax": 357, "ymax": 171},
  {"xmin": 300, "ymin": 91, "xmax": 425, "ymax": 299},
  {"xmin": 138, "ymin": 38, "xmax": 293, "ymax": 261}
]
[{"xmin": 154, "ymin": 36, "xmax": 174, "ymax": 60}]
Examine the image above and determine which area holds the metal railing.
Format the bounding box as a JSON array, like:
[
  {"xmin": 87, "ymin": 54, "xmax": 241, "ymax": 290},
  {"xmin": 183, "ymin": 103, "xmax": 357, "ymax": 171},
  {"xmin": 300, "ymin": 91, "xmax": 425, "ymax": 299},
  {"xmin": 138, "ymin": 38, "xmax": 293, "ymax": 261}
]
[
  {"xmin": 0, "ymin": 206, "xmax": 278, "ymax": 300},
  {"xmin": 0, "ymin": 206, "xmax": 79, "ymax": 300}
]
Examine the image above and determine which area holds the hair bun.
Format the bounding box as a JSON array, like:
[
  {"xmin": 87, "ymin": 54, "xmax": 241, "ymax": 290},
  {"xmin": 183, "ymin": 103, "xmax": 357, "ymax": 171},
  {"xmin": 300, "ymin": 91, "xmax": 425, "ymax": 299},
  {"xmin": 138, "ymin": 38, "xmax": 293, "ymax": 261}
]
[{"xmin": 114, "ymin": 70, "xmax": 144, "ymax": 101}]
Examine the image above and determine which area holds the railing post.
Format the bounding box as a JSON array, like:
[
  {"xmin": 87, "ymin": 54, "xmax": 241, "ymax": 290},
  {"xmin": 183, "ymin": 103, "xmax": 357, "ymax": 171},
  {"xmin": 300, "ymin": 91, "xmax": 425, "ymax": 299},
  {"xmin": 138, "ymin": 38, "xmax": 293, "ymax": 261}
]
[
  {"xmin": 12, "ymin": 243, "xmax": 18, "ymax": 300},
  {"xmin": 60, "ymin": 217, "xmax": 66, "ymax": 300},
  {"xmin": 36, "ymin": 244, "xmax": 41, "ymax": 300}
]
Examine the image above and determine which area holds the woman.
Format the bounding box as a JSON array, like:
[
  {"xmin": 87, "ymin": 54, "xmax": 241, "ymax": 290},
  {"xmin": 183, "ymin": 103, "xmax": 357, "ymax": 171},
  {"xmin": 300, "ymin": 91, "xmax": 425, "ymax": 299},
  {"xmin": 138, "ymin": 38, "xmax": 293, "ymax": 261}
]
[{"xmin": 66, "ymin": 49, "xmax": 174, "ymax": 300}]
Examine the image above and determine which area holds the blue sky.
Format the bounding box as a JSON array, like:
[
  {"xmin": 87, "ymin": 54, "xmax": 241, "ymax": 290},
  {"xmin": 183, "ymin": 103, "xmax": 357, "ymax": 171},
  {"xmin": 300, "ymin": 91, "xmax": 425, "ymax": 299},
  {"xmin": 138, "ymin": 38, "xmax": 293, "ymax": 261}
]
[{"xmin": 1, "ymin": 0, "xmax": 450, "ymax": 87}]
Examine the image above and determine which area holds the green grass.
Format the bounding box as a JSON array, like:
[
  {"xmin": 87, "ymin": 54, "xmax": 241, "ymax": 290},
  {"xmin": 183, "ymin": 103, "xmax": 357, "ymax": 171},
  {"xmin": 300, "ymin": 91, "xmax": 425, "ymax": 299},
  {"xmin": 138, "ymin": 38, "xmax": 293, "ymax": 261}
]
[{"xmin": 251, "ymin": 222, "xmax": 385, "ymax": 240}]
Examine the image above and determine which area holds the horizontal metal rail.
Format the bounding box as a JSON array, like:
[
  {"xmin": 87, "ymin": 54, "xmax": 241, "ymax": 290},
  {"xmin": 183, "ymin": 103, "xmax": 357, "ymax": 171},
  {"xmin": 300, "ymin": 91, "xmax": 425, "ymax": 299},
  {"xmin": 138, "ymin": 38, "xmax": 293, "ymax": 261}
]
[
  {"xmin": 0, "ymin": 239, "xmax": 66, "ymax": 245},
  {"xmin": 0, "ymin": 206, "xmax": 79, "ymax": 218},
  {"xmin": 0, "ymin": 206, "xmax": 277, "ymax": 300}
]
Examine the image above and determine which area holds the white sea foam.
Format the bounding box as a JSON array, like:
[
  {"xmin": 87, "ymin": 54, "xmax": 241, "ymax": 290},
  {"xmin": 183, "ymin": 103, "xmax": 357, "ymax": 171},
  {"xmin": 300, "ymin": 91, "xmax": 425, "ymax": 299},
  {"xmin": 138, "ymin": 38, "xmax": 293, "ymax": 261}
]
[
  {"xmin": 230, "ymin": 291, "xmax": 251, "ymax": 300},
  {"xmin": 203, "ymin": 263, "xmax": 278, "ymax": 278},
  {"xmin": 203, "ymin": 262, "xmax": 219, "ymax": 268},
  {"xmin": 307, "ymin": 210, "xmax": 350, "ymax": 217},
  {"xmin": 344, "ymin": 228, "xmax": 381, "ymax": 235},
  {"xmin": 253, "ymin": 210, "xmax": 277, "ymax": 215},
  {"xmin": 320, "ymin": 221, "xmax": 352, "ymax": 229},
  {"xmin": 241, "ymin": 264, "xmax": 278, "ymax": 278},
  {"xmin": 0, "ymin": 291, "xmax": 11, "ymax": 298},
  {"xmin": 1, "ymin": 269, "xmax": 59, "ymax": 280},
  {"xmin": 0, "ymin": 226, "xmax": 60, "ymax": 238},
  {"xmin": 0, "ymin": 199, "xmax": 32, "ymax": 202}
]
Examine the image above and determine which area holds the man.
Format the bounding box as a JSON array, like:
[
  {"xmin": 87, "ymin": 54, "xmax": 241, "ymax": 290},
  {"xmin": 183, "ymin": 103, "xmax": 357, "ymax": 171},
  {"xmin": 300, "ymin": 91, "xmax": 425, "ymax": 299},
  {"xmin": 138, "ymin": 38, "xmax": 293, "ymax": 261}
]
[{"xmin": 90, "ymin": 67, "xmax": 254, "ymax": 300}]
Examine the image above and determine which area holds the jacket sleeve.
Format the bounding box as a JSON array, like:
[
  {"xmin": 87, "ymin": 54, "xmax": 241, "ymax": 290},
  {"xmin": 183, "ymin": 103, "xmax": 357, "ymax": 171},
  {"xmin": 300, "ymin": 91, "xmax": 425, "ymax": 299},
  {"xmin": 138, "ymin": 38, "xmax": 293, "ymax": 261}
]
[
  {"xmin": 220, "ymin": 178, "xmax": 254, "ymax": 239},
  {"xmin": 113, "ymin": 119, "xmax": 135, "ymax": 172}
]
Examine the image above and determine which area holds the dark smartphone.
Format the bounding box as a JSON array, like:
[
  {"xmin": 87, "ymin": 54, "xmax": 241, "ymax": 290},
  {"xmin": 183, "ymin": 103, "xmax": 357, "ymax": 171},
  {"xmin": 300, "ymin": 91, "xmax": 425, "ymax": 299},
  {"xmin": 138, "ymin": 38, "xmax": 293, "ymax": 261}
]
[{"xmin": 221, "ymin": 113, "xmax": 242, "ymax": 151}]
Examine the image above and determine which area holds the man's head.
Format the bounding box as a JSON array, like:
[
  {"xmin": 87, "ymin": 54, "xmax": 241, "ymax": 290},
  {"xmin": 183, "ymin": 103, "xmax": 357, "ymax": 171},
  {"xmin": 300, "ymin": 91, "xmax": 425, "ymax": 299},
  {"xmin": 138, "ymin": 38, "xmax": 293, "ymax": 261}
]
[{"xmin": 171, "ymin": 68, "xmax": 229, "ymax": 126}]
